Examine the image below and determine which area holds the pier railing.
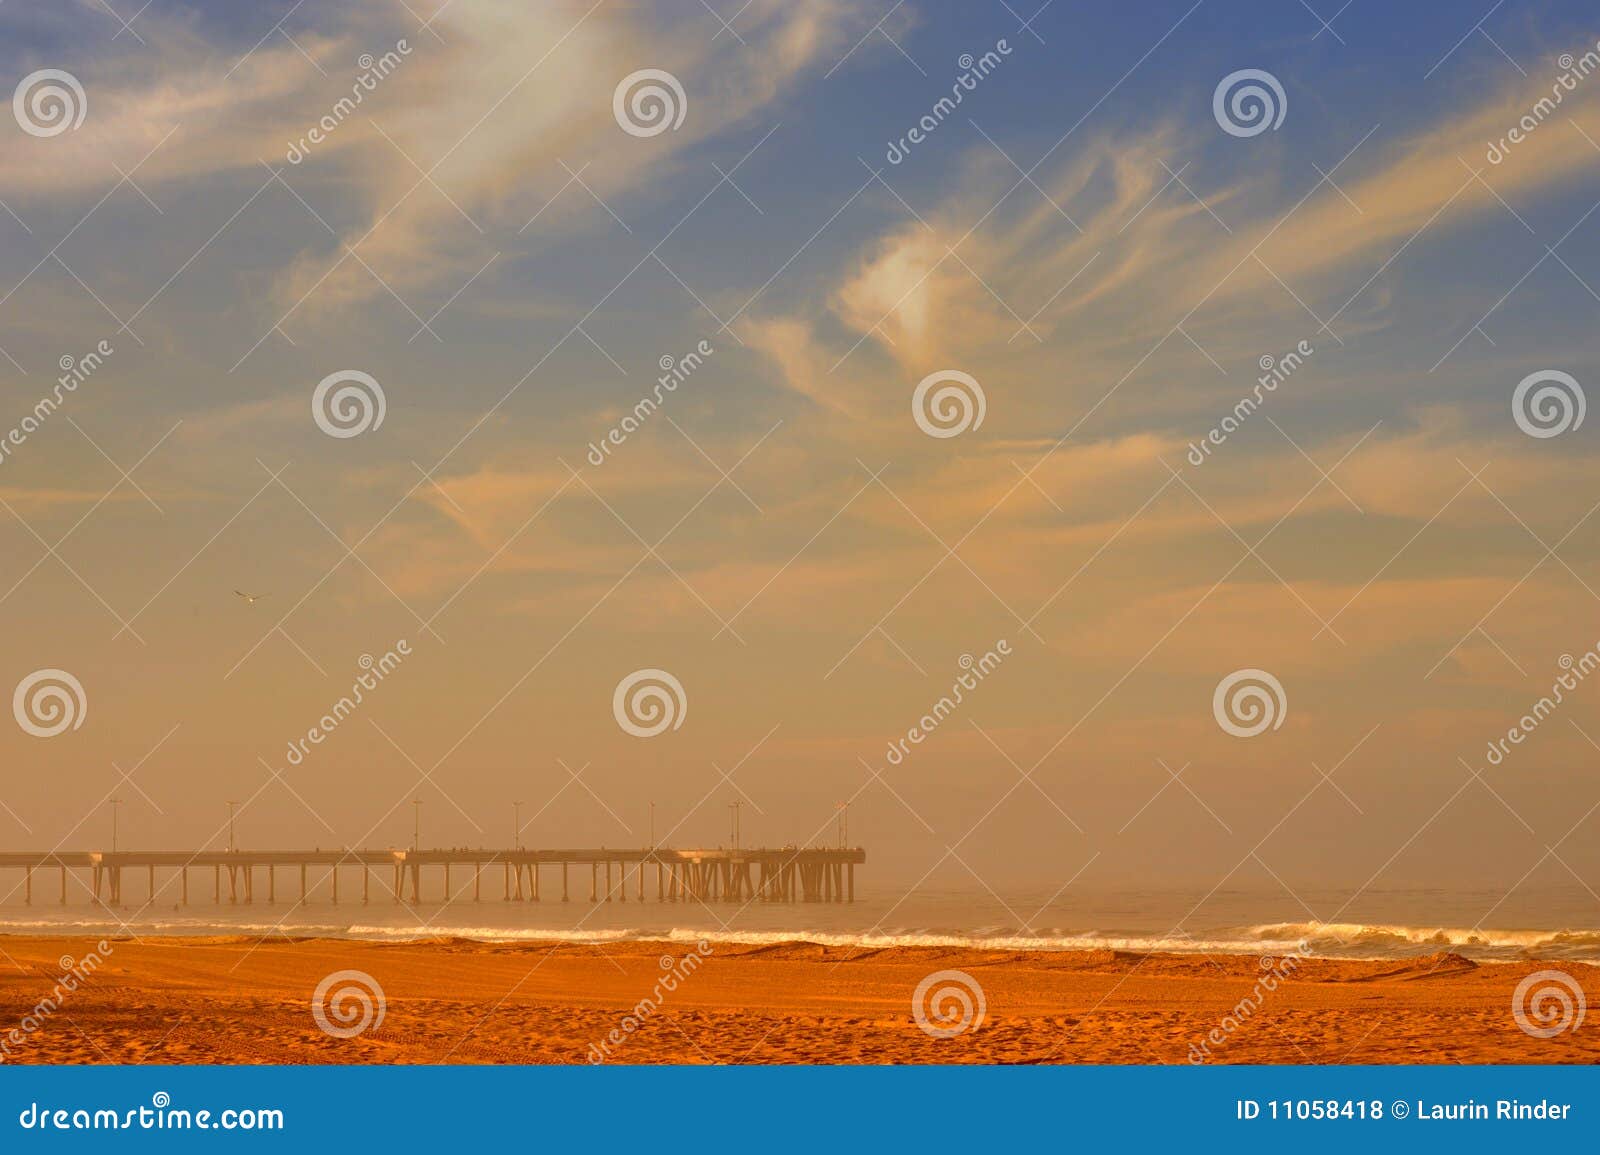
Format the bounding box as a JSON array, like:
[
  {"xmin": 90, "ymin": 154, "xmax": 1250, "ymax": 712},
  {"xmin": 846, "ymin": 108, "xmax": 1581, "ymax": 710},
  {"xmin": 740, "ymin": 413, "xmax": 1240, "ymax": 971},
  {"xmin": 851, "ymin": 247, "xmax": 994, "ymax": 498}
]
[{"xmin": 0, "ymin": 847, "xmax": 865, "ymax": 906}]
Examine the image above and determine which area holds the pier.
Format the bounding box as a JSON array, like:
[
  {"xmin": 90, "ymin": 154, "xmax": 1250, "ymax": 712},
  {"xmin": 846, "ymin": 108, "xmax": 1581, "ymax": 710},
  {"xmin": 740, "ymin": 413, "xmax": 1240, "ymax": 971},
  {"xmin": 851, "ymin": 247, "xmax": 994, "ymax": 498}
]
[{"xmin": 0, "ymin": 847, "xmax": 865, "ymax": 907}]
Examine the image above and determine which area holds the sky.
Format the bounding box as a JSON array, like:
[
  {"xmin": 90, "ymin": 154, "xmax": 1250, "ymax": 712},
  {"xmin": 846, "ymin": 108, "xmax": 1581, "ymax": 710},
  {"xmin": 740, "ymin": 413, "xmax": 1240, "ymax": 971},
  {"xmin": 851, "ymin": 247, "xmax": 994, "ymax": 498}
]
[{"xmin": 2, "ymin": 0, "xmax": 1600, "ymax": 899}]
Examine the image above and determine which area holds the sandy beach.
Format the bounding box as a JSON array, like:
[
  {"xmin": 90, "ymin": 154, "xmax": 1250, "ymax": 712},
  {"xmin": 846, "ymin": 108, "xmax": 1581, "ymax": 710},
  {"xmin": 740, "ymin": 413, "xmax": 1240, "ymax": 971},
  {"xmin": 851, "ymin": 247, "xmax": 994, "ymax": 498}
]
[{"xmin": 1, "ymin": 935, "xmax": 1595, "ymax": 1064}]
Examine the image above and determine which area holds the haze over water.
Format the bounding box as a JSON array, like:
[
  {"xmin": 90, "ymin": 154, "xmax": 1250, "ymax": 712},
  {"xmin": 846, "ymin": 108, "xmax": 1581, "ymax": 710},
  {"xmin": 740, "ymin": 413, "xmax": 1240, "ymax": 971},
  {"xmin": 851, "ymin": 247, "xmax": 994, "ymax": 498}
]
[{"xmin": 6, "ymin": 884, "xmax": 1598, "ymax": 962}]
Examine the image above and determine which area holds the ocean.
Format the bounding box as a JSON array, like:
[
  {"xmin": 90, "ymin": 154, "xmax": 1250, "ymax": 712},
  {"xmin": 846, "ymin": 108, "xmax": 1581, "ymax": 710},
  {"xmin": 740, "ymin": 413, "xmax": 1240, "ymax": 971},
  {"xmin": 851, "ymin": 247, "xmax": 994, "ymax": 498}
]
[{"xmin": 2, "ymin": 883, "xmax": 1596, "ymax": 962}]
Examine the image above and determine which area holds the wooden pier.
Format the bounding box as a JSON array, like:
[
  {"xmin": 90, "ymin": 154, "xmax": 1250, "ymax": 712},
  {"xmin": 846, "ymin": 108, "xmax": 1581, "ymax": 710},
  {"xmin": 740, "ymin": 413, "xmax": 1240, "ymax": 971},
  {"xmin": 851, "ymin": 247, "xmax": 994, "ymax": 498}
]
[{"xmin": 0, "ymin": 847, "xmax": 865, "ymax": 908}]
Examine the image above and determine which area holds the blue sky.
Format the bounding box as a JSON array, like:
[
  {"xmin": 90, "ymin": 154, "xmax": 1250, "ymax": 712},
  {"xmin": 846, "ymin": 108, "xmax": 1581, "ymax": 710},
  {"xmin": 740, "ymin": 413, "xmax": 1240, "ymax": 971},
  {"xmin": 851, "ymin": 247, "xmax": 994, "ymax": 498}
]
[{"xmin": 2, "ymin": 1, "xmax": 1600, "ymax": 902}]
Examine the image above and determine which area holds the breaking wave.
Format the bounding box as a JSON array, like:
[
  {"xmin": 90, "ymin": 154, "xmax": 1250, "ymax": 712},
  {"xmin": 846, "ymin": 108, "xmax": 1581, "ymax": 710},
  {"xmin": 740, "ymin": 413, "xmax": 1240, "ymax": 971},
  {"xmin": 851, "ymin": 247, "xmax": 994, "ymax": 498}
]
[{"xmin": 0, "ymin": 914, "xmax": 1596, "ymax": 961}]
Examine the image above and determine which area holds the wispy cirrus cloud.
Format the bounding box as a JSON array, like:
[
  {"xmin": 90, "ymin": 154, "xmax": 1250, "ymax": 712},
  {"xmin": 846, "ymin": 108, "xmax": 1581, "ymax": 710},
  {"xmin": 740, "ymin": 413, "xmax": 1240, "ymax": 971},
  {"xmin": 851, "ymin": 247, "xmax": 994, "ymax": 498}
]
[{"xmin": 746, "ymin": 61, "xmax": 1600, "ymax": 402}]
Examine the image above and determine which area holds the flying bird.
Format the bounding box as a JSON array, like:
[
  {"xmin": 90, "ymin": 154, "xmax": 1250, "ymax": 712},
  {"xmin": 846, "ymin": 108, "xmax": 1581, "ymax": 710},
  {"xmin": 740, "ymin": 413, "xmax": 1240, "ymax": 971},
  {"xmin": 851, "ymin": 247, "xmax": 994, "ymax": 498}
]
[{"xmin": 234, "ymin": 590, "xmax": 265, "ymax": 605}]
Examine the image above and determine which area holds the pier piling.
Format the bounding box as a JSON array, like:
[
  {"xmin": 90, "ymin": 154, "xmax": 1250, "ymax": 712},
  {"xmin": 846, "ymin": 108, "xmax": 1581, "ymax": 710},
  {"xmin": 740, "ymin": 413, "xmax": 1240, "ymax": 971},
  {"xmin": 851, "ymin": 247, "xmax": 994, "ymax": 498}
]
[{"xmin": 0, "ymin": 847, "xmax": 865, "ymax": 910}]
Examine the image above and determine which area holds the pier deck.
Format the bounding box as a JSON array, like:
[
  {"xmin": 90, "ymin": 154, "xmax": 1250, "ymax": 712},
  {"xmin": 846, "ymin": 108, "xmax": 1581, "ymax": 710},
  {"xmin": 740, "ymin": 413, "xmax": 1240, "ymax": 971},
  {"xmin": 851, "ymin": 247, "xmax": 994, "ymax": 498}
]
[{"xmin": 0, "ymin": 847, "xmax": 865, "ymax": 906}]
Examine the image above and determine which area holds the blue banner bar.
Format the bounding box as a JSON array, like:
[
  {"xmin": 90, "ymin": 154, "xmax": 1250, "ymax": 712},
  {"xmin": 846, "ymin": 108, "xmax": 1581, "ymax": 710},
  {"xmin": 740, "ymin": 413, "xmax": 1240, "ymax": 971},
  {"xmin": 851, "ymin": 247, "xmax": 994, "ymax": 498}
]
[{"xmin": 2, "ymin": 1066, "xmax": 1594, "ymax": 1150}]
